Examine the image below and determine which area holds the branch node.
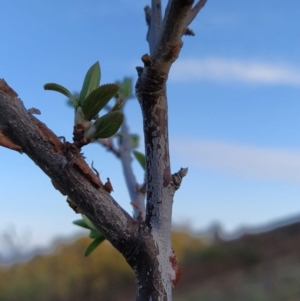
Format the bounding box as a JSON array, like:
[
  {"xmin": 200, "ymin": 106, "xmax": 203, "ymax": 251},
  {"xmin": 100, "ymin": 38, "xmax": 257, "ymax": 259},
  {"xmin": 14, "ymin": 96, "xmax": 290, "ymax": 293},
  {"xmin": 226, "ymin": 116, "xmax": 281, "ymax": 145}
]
[
  {"xmin": 172, "ymin": 167, "xmax": 188, "ymax": 190},
  {"xmin": 104, "ymin": 177, "xmax": 114, "ymax": 193},
  {"xmin": 63, "ymin": 141, "xmax": 103, "ymax": 188},
  {"xmin": 144, "ymin": 6, "xmax": 151, "ymax": 26},
  {"xmin": 73, "ymin": 124, "xmax": 90, "ymax": 148},
  {"xmin": 141, "ymin": 54, "xmax": 153, "ymax": 66},
  {"xmin": 183, "ymin": 27, "xmax": 195, "ymax": 36},
  {"xmin": 28, "ymin": 107, "xmax": 41, "ymax": 115}
]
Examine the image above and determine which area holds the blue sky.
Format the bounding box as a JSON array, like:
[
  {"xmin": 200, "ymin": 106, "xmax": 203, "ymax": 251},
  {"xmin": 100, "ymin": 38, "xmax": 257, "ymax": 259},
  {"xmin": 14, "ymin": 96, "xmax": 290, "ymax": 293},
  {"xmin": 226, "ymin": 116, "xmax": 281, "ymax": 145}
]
[{"xmin": 1, "ymin": 0, "xmax": 300, "ymax": 251}]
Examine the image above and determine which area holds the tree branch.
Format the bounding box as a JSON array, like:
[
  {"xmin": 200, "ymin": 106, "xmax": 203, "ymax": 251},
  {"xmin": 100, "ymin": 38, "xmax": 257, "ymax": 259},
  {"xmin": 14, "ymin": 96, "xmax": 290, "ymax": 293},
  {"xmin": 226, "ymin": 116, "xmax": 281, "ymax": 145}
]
[
  {"xmin": 99, "ymin": 138, "xmax": 120, "ymax": 158},
  {"xmin": 172, "ymin": 167, "xmax": 188, "ymax": 190},
  {"xmin": 0, "ymin": 90, "xmax": 137, "ymax": 255},
  {"xmin": 134, "ymin": 1, "xmax": 206, "ymax": 298},
  {"xmin": 145, "ymin": 0, "xmax": 163, "ymax": 55},
  {"xmin": 185, "ymin": 0, "xmax": 208, "ymax": 27},
  {"xmin": 137, "ymin": 0, "xmax": 195, "ymax": 223},
  {"xmin": 137, "ymin": 0, "xmax": 196, "ymax": 106},
  {"xmin": 119, "ymin": 120, "xmax": 146, "ymax": 219}
]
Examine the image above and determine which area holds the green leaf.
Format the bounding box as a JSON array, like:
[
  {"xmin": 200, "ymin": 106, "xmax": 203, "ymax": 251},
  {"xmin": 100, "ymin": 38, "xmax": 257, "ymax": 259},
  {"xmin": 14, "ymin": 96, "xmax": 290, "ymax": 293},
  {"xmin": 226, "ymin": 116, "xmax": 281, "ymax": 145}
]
[
  {"xmin": 85, "ymin": 236, "xmax": 106, "ymax": 257},
  {"xmin": 121, "ymin": 77, "xmax": 133, "ymax": 98},
  {"xmin": 73, "ymin": 219, "xmax": 90, "ymax": 229},
  {"xmin": 81, "ymin": 84, "xmax": 120, "ymax": 120},
  {"xmin": 44, "ymin": 83, "xmax": 74, "ymax": 100},
  {"xmin": 130, "ymin": 134, "xmax": 139, "ymax": 149},
  {"xmin": 89, "ymin": 229, "xmax": 102, "ymax": 239},
  {"xmin": 133, "ymin": 150, "xmax": 146, "ymax": 170},
  {"xmin": 79, "ymin": 61, "xmax": 101, "ymax": 105},
  {"xmin": 90, "ymin": 111, "xmax": 124, "ymax": 139},
  {"xmin": 82, "ymin": 214, "xmax": 98, "ymax": 231}
]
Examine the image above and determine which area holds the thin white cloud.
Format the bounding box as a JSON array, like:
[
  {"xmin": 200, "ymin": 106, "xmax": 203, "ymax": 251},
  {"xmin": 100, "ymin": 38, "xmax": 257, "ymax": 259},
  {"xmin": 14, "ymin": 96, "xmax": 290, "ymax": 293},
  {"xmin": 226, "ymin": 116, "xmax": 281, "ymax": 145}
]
[
  {"xmin": 171, "ymin": 138, "xmax": 300, "ymax": 183},
  {"xmin": 170, "ymin": 58, "xmax": 300, "ymax": 86}
]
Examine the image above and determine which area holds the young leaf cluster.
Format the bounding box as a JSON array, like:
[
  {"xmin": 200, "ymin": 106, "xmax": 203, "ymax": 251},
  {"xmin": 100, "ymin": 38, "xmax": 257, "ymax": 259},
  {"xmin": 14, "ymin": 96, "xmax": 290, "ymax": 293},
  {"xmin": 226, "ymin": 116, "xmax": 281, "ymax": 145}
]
[
  {"xmin": 45, "ymin": 71, "xmax": 146, "ymax": 255},
  {"xmin": 44, "ymin": 61, "xmax": 124, "ymax": 142},
  {"xmin": 73, "ymin": 215, "xmax": 105, "ymax": 256}
]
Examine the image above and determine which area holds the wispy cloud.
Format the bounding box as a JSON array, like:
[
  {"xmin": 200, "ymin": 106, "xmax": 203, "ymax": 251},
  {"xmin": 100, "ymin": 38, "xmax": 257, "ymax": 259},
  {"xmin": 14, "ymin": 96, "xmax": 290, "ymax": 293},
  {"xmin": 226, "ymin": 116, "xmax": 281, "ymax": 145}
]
[
  {"xmin": 170, "ymin": 58, "xmax": 300, "ymax": 86},
  {"xmin": 171, "ymin": 138, "xmax": 300, "ymax": 183}
]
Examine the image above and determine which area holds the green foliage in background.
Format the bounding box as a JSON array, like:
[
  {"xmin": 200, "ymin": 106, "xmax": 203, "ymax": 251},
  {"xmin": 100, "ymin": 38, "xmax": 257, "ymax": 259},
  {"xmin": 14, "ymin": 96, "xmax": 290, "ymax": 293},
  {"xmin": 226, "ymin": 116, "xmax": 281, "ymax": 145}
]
[
  {"xmin": 0, "ymin": 231, "xmax": 204, "ymax": 301},
  {"xmin": 1, "ymin": 226, "xmax": 300, "ymax": 301}
]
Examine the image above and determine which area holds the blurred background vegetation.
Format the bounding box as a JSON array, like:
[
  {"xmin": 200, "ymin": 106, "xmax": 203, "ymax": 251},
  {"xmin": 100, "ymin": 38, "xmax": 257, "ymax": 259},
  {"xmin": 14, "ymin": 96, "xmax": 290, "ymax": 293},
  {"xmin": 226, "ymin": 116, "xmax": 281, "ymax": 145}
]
[{"xmin": 1, "ymin": 221, "xmax": 300, "ymax": 301}]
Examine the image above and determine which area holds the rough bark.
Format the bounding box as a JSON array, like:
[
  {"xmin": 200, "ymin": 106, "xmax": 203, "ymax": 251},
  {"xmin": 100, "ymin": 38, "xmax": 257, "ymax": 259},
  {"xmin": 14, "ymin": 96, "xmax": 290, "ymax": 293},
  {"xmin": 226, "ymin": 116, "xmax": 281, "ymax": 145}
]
[{"xmin": 134, "ymin": 0, "xmax": 199, "ymax": 299}]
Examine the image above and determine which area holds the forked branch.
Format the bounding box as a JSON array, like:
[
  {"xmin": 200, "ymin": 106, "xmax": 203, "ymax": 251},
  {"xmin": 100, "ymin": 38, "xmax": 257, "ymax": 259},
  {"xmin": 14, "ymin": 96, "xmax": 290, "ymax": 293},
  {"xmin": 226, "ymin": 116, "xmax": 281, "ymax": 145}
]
[{"xmin": 185, "ymin": 0, "xmax": 208, "ymax": 27}]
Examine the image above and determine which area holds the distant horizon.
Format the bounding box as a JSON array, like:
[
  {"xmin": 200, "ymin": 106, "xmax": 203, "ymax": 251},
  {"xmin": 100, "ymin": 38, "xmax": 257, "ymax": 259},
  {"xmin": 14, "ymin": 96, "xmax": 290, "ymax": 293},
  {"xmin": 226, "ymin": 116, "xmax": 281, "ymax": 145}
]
[{"xmin": 2, "ymin": 212, "xmax": 300, "ymax": 266}]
